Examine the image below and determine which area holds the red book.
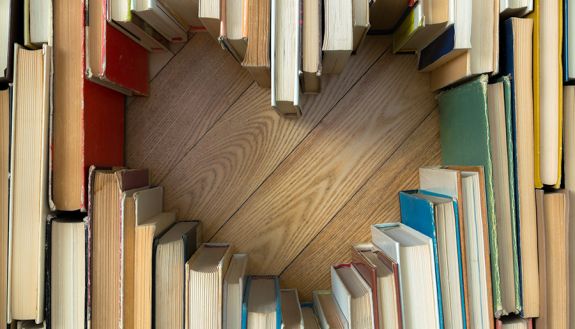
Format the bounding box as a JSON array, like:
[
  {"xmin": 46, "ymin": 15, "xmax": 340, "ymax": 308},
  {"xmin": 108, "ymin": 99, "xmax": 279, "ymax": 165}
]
[
  {"xmin": 51, "ymin": 0, "xmax": 125, "ymax": 211},
  {"xmin": 86, "ymin": 0, "xmax": 149, "ymax": 95}
]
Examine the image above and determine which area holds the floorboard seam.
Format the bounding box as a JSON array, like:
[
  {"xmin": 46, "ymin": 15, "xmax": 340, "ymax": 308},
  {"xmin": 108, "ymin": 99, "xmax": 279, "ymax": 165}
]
[
  {"xmin": 277, "ymin": 107, "xmax": 436, "ymax": 276},
  {"xmin": 207, "ymin": 45, "xmax": 393, "ymax": 242}
]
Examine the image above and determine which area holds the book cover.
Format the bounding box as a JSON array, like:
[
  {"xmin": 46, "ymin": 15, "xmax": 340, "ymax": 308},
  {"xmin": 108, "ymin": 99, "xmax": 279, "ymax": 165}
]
[
  {"xmin": 241, "ymin": 276, "xmax": 282, "ymax": 329},
  {"xmin": 351, "ymin": 245, "xmax": 381, "ymax": 329},
  {"xmin": 438, "ymin": 75, "xmax": 504, "ymax": 315}
]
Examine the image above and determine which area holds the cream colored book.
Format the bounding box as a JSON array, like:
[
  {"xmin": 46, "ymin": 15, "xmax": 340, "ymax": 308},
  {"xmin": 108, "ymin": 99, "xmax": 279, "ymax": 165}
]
[
  {"xmin": 564, "ymin": 85, "xmax": 575, "ymax": 325},
  {"xmin": 199, "ymin": 0, "xmax": 220, "ymax": 39},
  {"xmin": 186, "ymin": 243, "xmax": 232, "ymax": 329},
  {"xmin": 331, "ymin": 265, "xmax": 374, "ymax": 329},
  {"xmin": 8, "ymin": 44, "xmax": 51, "ymax": 324},
  {"xmin": 352, "ymin": 0, "xmax": 369, "ymax": 52},
  {"xmin": 302, "ymin": 0, "xmax": 322, "ymax": 93},
  {"xmin": 281, "ymin": 289, "xmax": 304, "ymax": 329},
  {"xmin": 223, "ymin": 254, "xmax": 249, "ymax": 329},
  {"xmin": 219, "ymin": 0, "xmax": 248, "ymax": 62},
  {"xmin": 322, "ymin": 0, "xmax": 353, "ymax": 74},
  {"xmin": 312, "ymin": 290, "xmax": 348, "ymax": 329},
  {"xmin": 0, "ymin": 88, "xmax": 8, "ymax": 328}
]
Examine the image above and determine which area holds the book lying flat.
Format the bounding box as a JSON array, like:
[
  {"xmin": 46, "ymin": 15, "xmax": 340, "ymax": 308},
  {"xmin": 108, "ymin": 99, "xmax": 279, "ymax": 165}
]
[
  {"xmin": 371, "ymin": 223, "xmax": 439, "ymax": 329},
  {"xmin": 535, "ymin": 190, "xmax": 569, "ymax": 329},
  {"xmin": 48, "ymin": 216, "xmax": 87, "ymax": 329},
  {"xmin": 8, "ymin": 45, "xmax": 51, "ymax": 323},
  {"xmin": 154, "ymin": 221, "xmax": 202, "ymax": 329}
]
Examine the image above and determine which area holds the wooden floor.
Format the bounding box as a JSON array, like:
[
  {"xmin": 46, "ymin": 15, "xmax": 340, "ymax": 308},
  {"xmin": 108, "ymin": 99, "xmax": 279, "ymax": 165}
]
[{"xmin": 126, "ymin": 32, "xmax": 441, "ymax": 300}]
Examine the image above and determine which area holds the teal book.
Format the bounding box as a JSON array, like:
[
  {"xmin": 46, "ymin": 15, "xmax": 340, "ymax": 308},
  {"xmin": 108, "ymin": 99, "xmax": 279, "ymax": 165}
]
[
  {"xmin": 437, "ymin": 75, "xmax": 504, "ymax": 315},
  {"xmin": 399, "ymin": 190, "xmax": 467, "ymax": 329},
  {"xmin": 241, "ymin": 276, "xmax": 282, "ymax": 329}
]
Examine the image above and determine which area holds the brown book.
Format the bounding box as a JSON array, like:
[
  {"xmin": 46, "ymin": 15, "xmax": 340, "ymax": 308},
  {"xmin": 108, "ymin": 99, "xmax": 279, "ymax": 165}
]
[
  {"xmin": 0, "ymin": 88, "xmax": 9, "ymax": 327},
  {"xmin": 351, "ymin": 243, "xmax": 402, "ymax": 329},
  {"xmin": 535, "ymin": 190, "xmax": 569, "ymax": 329},
  {"xmin": 8, "ymin": 45, "xmax": 51, "ymax": 323},
  {"xmin": 219, "ymin": 0, "xmax": 248, "ymax": 63},
  {"xmin": 241, "ymin": 0, "xmax": 270, "ymax": 87},
  {"xmin": 88, "ymin": 167, "xmax": 149, "ymax": 329}
]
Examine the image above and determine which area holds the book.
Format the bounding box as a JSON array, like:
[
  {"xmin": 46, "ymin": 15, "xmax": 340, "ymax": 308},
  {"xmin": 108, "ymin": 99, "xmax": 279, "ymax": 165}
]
[
  {"xmin": 312, "ymin": 290, "xmax": 349, "ymax": 329},
  {"xmin": 496, "ymin": 318, "xmax": 533, "ymax": 329},
  {"xmin": 271, "ymin": 0, "xmax": 302, "ymax": 117},
  {"xmin": 224, "ymin": 253, "xmax": 249, "ymax": 329},
  {"xmin": 331, "ymin": 264, "xmax": 374, "ymax": 329},
  {"xmin": 154, "ymin": 221, "xmax": 202, "ymax": 329},
  {"xmin": 123, "ymin": 186, "xmax": 176, "ymax": 329},
  {"xmin": 154, "ymin": 0, "xmax": 205, "ymax": 31},
  {"xmin": 443, "ymin": 166, "xmax": 494, "ymax": 328},
  {"xmin": 529, "ymin": 0, "xmax": 563, "ymax": 188},
  {"xmin": 132, "ymin": 0, "xmax": 189, "ymax": 43},
  {"xmin": 242, "ymin": 276, "xmax": 282, "ymax": 329},
  {"xmin": 399, "ymin": 190, "xmax": 467, "ymax": 329},
  {"xmin": 429, "ymin": 0, "xmax": 499, "ymax": 90},
  {"xmin": 187, "ymin": 243, "xmax": 232, "ymax": 329},
  {"xmin": 48, "ymin": 216, "xmax": 87, "ymax": 329},
  {"xmin": 23, "ymin": 0, "xmax": 52, "ymax": 48},
  {"xmin": 219, "ymin": 0, "xmax": 248, "ymax": 63},
  {"xmin": 280, "ymin": 289, "xmax": 304, "ymax": 329},
  {"xmin": 351, "ymin": 243, "xmax": 402, "ymax": 329},
  {"xmin": 0, "ymin": 0, "xmax": 23, "ymax": 86},
  {"xmin": 392, "ymin": 1, "xmax": 450, "ymax": 53},
  {"xmin": 500, "ymin": 17, "xmax": 539, "ymax": 317},
  {"xmin": 301, "ymin": 304, "xmax": 320, "ymax": 329},
  {"xmin": 301, "ymin": 0, "xmax": 322, "ymax": 93},
  {"xmin": 371, "ymin": 223, "xmax": 439, "ymax": 329},
  {"xmin": 487, "ymin": 78, "xmax": 523, "ymax": 316},
  {"xmin": 15, "ymin": 321, "xmax": 45, "ymax": 329},
  {"xmin": 86, "ymin": 0, "xmax": 149, "ymax": 95},
  {"xmin": 500, "ymin": 0, "xmax": 533, "ymax": 16},
  {"xmin": 241, "ymin": 0, "xmax": 271, "ymax": 87},
  {"xmin": 565, "ymin": 0, "xmax": 575, "ymax": 81},
  {"xmin": 199, "ymin": 0, "xmax": 221, "ymax": 39},
  {"xmin": 52, "ymin": 0, "xmax": 125, "ymax": 212},
  {"xmin": 438, "ymin": 75, "xmax": 522, "ymax": 316},
  {"xmin": 535, "ymin": 190, "xmax": 569, "ymax": 329},
  {"xmin": 88, "ymin": 167, "xmax": 149, "ymax": 329},
  {"xmin": 369, "ymin": 0, "xmax": 415, "ymax": 34},
  {"xmin": 565, "ymin": 85, "xmax": 575, "ymax": 324},
  {"xmin": 322, "ymin": 0, "xmax": 353, "ymax": 74},
  {"xmin": 109, "ymin": 0, "xmax": 170, "ymax": 52},
  {"xmin": 0, "ymin": 88, "xmax": 8, "ymax": 328},
  {"xmin": 352, "ymin": 0, "xmax": 370, "ymax": 52},
  {"xmin": 8, "ymin": 45, "xmax": 51, "ymax": 323}
]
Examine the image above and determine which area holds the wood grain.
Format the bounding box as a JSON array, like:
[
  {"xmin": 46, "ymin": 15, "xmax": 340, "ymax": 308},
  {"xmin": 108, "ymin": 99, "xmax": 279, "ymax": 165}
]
[
  {"xmin": 158, "ymin": 36, "xmax": 391, "ymax": 238},
  {"xmin": 210, "ymin": 50, "xmax": 436, "ymax": 275},
  {"xmin": 126, "ymin": 33, "xmax": 253, "ymax": 182},
  {"xmin": 280, "ymin": 110, "xmax": 441, "ymax": 300}
]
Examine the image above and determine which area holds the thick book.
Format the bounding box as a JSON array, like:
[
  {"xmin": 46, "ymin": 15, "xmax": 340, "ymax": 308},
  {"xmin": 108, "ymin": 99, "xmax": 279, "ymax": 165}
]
[
  {"xmin": 86, "ymin": 0, "xmax": 149, "ymax": 95},
  {"xmin": 280, "ymin": 289, "xmax": 304, "ymax": 329},
  {"xmin": 123, "ymin": 186, "xmax": 176, "ymax": 329},
  {"xmin": 444, "ymin": 166, "xmax": 494, "ymax": 328},
  {"xmin": 322, "ymin": 0, "xmax": 353, "ymax": 74},
  {"xmin": 0, "ymin": 0, "xmax": 23, "ymax": 86},
  {"xmin": 271, "ymin": 0, "xmax": 302, "ymax": 117},
  {"xmin": 392, "ymin": 1, "xmax": 449, "ymax": 53},
  {"xmin": 399, "ymin": 190, "xmax": 467, "ymax": 329},
  {"xmin": 371, "ymin": 223, "xmax": 439, "ymax": 329},
  {"xmin": 301, "ymin": 0, "xmax": 322, "ymax": 93},
  {"xmin": 132, "ymin": 0, "xmax": 189, "ymax": 43},
  {"xmin": 8, "ymin": 45, "xmax": 51, "ymax": 324},
  {"xmin": 154, "ymin": 221, "xmax": 202, "ymax": 329},
  {"xmin": 241, "ymin": 276, "xmax": 283, "ymax": 329},
  {"xmin": 369, "ymin": 0, "xmax": 416, "ymax": 34},
  {"xmin": 219, "ymin": 0, "xmax": 248, "ymax": 63},
  {"xmin": 351, "ymin": 243, "xmax": 402, "ymax": 329},
  {"xmin": 438, "ymin": 75, "xmax": 521, "ymax": 316},
  {"xmin": 241, "ymin": 0, "xmax": 271, "ymax": 87},
  {"xmin": 223, "ymin": 253, "xmax": 249, "ymax": 329},
  {"xmin": 528, "ymin": 0, "xmax": 563, "ymax": 188},
  {"xmin": 0, "ymin": 88, "xmax": 8, "ymax": 327},
  {"xmin": 331, "ymin": 264, "xmax": 374, "ymax": 329},
  {"xmin": 51, "ymin": 0, "xmax": 125, "ymax": 212},
  {"xmin": 47, "ymin": 216, "xmax": 88, "ymax": 329},
  {"xmin": 535, "ymin": 190, "xmax": 569, "ymax": 329},
  {"xmin": 88, "ymin": 167, "xmax": 149, "ymax": 329}
]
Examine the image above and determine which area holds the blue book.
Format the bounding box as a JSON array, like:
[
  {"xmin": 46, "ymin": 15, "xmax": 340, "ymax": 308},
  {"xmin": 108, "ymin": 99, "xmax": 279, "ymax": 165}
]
[
  {"xmin": 565, "ymin": 0, "xmax": 574, "ymax": 82},
  {"xmin": 418, "ymin": 25, "xmax": 469, "ymax": 72},
  {"xmin": 241, "ymin": 276, "xmax": 282, "ymax": 329},
  {"xmin": 399, "ymin": 190, "xmax": 467, "ymax": 329}
]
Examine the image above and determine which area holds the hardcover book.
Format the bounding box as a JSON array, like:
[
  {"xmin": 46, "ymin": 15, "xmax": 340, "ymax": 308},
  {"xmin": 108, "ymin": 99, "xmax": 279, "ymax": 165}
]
[
  {"xmin": 0, "ymin": 0, "xmax": 23, "ymax": 86},
  {"xmin": 242, "ymin": 276, "xmax": 283, "ymax": 329}
]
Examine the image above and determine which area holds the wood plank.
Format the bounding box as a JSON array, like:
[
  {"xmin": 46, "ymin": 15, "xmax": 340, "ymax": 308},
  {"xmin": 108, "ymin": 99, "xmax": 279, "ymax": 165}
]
[
  {"xmin": 210, "ymin": 51, "xmax": 436, "ymax": 275},
  {"xmin": 125, "ymin": 33, "xmax": 253, "ymax": 182},
  {"xmin": 280, "ymin": 110, "xmax": 441, "ymax": 300},
  {"xmin": 159, "ymin": 36, "xmax": 392, "ymax": 237}
]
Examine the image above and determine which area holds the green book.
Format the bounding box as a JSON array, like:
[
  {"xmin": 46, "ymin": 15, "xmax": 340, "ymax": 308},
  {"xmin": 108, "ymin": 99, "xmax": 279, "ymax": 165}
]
[{"xmin": 438, "ymin": 75, "xmax": 521, "ymax": 317}]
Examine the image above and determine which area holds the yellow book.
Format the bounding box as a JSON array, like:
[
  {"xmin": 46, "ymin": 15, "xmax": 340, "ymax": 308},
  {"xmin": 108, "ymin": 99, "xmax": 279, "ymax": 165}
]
[{"xmin": 528, "ymin": 0, "xmax": 562, "ymax": 188}]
